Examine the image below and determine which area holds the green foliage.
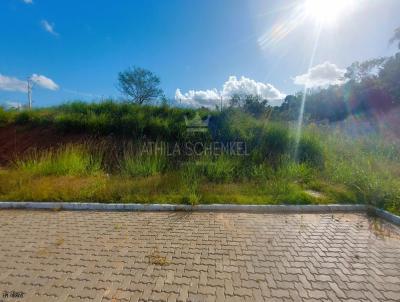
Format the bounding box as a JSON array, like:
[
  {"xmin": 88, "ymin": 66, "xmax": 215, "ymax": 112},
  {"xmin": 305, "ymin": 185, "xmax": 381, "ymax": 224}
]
[
  {"xmin": 13, "ymin": 109, "xmax": 53, "ymax": 126},
  {"xmin": 229, "ymin": 94, "xmax": 270, "ymax": 118},
  {"xmin": 276, "ymin": 34, "xmax": 400, "ymax": 123},
  {"xmin": 41, "ymin": 100, "xmax": 198, "ymax": 140},
  {"xmin": 118, "ymin": 66, "xmax": 163, "ymax": 104},
  {"xmin": 14, "ymin": 110, "xmax": 37, "ymax": 124},
  {"xmin": 197, "ymin": 156, "xmax": 238, "ymax": 183},
  {"xmin": 380, "ymin": 53, "xmax": 400, "ymax": 102},
  {"xmin": 209, "ymin": 108, "xmax": 260, "ymax": 142},
  {"xmin": 251, "ymin": 124, "xmax": 291, "ymax": 165},
  {"xmin": 179, "ymin": 162, "xmax": 201, "ymax": 205},
  {"xmin": 276, "ymin": 162, "xmax": 315, "ymax": 184},
  {"xmin": 1, "ymin": 124, "xmax": 399, "ymax": 214},
  {"xmin": 0, "ymin": 91, "xmax": 399, "ymax": 214},
  {"xmin": 14, "ymin": 145, "xmax": 103, "ymax": 176},
  {"xmin": 389, "ymin": 26, "xmax": 400, "ymax": 49},
  {"xmin": 120, "ymin": 153, "xmax": 166, "ymax": 177},
  {"xmin": 296, "ymin": 135, "xmax": 324, "ymax": 168},
  {"xmin": 322, "ymin": 133, "xmax": 400, "ymax": 213},
  {"xmin": 0, "ymin": 107, "xmax": 11, "ymax": 126}
]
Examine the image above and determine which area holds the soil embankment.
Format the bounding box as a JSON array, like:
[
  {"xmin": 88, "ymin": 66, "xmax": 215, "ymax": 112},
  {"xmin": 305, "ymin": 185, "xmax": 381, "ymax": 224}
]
[{"xmin": 0, "ymin": 125, "xmax": 87, "ymax": 166}]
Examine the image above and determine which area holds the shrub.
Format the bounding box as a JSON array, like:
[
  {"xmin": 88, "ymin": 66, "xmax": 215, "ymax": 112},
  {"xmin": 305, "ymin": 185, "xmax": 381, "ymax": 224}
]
[
  {"xmin": 209, "ymin": 108, "xmax": 260, "ymax": 142},
  {"xmin": 0, "ymin": 107, "xmax": 11, "ymax": 126},
  {"xmin": 296, "ymin": 135, "xmax": 324, "ymax": 167},
  {"xmin": 250, "ymin": 124, "xmax": 291, "ymax": 166},
  {"xmin": 14, "ymin": 111, "xmax": 35, "ymax": 124}
]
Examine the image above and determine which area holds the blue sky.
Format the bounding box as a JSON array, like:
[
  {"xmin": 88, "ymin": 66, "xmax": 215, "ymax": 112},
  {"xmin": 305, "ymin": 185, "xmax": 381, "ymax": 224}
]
[{"xmin": 0, "ymin": 0, "xmax": 399, "ymax": 108}]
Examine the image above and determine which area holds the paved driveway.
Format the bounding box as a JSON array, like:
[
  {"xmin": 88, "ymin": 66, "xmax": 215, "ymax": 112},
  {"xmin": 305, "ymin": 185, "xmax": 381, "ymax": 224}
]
[{"xmin": 0, "ymin": 210, "xmax": 399, "ymax": 302}]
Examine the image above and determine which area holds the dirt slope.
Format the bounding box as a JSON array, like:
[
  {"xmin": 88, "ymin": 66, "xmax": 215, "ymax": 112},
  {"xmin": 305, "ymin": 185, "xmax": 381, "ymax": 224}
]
[{"xmin": 0, "ymin": 125, "xmax": 88, "ymax": 166}]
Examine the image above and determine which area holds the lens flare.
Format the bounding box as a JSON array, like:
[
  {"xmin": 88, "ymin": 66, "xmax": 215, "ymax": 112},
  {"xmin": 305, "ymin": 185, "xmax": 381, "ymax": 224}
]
[
  {"xmin": 258, "ymin": 0, "xmax": 358, "ymax": 50},
  {"xmin": 304, "ymin": 0, "xmax": 355, "ymax": 25}
]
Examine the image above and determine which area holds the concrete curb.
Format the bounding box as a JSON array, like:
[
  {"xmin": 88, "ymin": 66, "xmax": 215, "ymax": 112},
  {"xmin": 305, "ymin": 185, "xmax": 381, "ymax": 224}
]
[
  {"xmin": 0, "ymin": 201, "xmax": 367, "ymax": 213},
  {"xmin": 374, "ymin": 208, "xmax": 400, "ymax": 226},
  {"xmin": 0, "ymin": 202, "xmax": 398, "ymax": 226}
]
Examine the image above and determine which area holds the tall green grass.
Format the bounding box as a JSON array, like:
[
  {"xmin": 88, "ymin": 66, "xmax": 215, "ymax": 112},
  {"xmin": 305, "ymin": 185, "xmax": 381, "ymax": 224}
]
[
  {"xmin": 120, "ymin": 153, "xmax": 167, "ymax": 177},
  {"xmin": 14, "ymin": 144, "xmax": 103, "ymax": 176},
  {"xmin": 1, "ymin": 101, "xmax": 399, "ymax": 214},
  {"xmin": 320, "ymin": 129, "xmax": 400, "ymax": 213}
]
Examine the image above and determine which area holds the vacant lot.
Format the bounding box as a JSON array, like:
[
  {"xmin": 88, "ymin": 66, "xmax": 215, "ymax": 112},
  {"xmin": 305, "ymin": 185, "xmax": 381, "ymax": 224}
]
[{"xmin": 0, "ymin": 103, "xmax": 399, "ymax": 214}]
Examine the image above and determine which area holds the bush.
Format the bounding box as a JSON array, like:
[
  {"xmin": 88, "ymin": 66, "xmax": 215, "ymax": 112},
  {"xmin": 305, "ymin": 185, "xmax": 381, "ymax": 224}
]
[
  {"xmin": 209, "ymin": 108, "xmax": 260, "ymax": 142},
  {"xmin": 296, "ymin": 135, "xmax": 324, "ymax": 167},
  {"xmin": 249, "ymin": 124, "xmax": 291, "ymax": 166},
  {"xmin": 14, "ymin": 111, "xmax": 36, "ymax": 124},
  {"xmin": 0, "ymin": 107, "xmax": 11, "ymax": 126},
  {"xmin": 13, "ymin": 109, "xmax": 53, "ymax": 126}
]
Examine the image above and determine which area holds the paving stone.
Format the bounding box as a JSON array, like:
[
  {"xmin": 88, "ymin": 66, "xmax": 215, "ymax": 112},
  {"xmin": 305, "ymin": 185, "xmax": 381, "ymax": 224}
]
[{"xmin": 0, "ymin": 210, "xmax": 399, "ymax": 301}]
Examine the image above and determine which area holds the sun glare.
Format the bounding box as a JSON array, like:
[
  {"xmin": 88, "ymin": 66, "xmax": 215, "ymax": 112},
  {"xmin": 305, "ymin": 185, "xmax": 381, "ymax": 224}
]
[{"xmin": 304, "ymin": 0, "xmax": 355, "ymax": 25}]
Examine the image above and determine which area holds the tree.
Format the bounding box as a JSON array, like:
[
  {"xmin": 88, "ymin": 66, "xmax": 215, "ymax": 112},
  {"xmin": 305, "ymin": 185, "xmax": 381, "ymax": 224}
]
[
  {"xmin": 390, "ymin": 27, "xmax": 400, "ymax": 49},
  {"xmin": 228, "ymin": 94, "xmax": 270, "ymax": 118},
  {"xmin": 242, "ymin": 95, "xmax": 270, "ymax": 118},
  {"xmin": 379, "ymin": 53, "xmax": 400, "ymax": 104},
  {"xmin": 118, "ymin": 67, "xmax": 163, "ymax": 104},
  {"xmin": 278, "ymin": 94, "xmax": 302, "ymax": 120},
  {"xmin": 229, "ymin": 94, "xmax": 242, "ymax": 108},
  {"xmin": 344, "ymin": 58, "xmax": 386, "ymax": 82}
]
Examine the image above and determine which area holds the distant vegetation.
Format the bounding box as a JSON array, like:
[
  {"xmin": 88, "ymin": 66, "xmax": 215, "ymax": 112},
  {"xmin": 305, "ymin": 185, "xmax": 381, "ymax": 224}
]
[{"xmin": 276, "ymin": 53, "xmax": 400, "ymax": 123}]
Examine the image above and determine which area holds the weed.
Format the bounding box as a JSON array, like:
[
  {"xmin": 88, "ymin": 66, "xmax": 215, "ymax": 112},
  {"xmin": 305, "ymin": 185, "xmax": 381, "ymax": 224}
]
[
  {"xmin": 147, "ymin": 252, "xmax": 169, "ymax": 266},
  {"xmin": 55, "ymin": 238, "xmax": 65, "ymax": 246}
]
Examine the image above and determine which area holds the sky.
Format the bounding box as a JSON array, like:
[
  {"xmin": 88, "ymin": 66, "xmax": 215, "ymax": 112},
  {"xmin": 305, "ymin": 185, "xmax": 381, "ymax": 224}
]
[{"xmin": 0, "ymin": 0, "xmax": 399, "ymax": 108}]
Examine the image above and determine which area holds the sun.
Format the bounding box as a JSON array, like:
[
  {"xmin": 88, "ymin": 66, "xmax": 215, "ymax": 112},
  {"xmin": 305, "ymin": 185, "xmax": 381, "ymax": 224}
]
[{"xmin": 304, "ymin": 0, "xmax": 355, "ymax": 25}]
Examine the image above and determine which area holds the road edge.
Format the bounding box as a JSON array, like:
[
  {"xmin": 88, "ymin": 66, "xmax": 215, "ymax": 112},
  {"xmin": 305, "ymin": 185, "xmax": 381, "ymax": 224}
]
[{"xmin": 0, "ymin": 202, "xmax": 399, "ymax": 226}]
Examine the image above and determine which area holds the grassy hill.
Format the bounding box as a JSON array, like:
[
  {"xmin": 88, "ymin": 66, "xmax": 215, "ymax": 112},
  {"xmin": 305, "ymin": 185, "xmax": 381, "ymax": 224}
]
[{"xmin": 0, "ymin": 101, "xmax": 399, "ymax": 214}]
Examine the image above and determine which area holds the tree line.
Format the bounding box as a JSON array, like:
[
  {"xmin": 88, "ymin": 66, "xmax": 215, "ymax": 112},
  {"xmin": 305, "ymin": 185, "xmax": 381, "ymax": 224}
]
[{"xmin": 118, "ymin": 27, "xmax": 400, "ymax": 123}]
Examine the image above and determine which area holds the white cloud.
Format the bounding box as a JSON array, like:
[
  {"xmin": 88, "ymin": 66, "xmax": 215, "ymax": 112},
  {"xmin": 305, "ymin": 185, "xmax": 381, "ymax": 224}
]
[
  {"xmin": 0, "ymin": 74, "xmax": 27, "ymax": 92},
  {"xmin": 23, "ymin": 0, "xmax": 33, "ymax": 4},
  {"xmin": 222, "ymin": 76, "xmax": 285, "ymax": 105},
  {"xmin": 30, "ymin": 74, "xmax": 59, "ymax": 90},
  {"xmin": 175, "ymin": 76, "xmax": 285, "ymax": 108},
  {"xmin": 294, "ymin": 61, "xmax": 346, "ymax": 88},
  {"xmin": 0, "ymin": 73, "xmax": 59, "ymax": 93},
  {"xmin": 41, "ymin": 20, "xmax": 59, "ymax": 36},
  {"xmin": 6, "ymin": 101, "xmax": 23, "ymax": 109},
  {"xmin": 175, "ymin": 88, "xmax": 220, "ymax": 108}
]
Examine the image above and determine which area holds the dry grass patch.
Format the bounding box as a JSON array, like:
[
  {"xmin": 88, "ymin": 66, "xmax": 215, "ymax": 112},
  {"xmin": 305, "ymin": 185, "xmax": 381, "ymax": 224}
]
[{"xmin": 147, "ymin": 252, "xmax": 170, "ymax": 266}]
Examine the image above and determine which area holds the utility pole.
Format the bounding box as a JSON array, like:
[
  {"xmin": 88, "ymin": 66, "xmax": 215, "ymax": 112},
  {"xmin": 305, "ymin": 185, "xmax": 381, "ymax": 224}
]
[{"xmin": 27, "ymin": 78, "xmax": 32, "ymax": 109}]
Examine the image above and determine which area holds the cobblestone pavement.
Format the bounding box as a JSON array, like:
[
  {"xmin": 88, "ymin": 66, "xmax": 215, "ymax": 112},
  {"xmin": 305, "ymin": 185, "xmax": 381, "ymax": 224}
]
[{"xmin": 0, "ymin": 210, "xmax": 399, "ymax": 302}]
